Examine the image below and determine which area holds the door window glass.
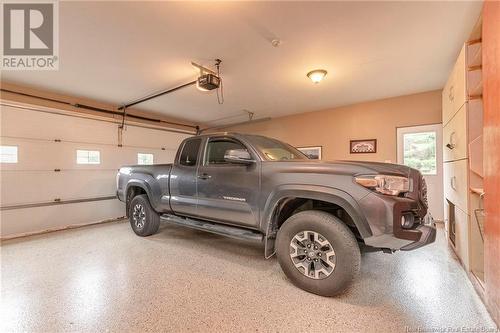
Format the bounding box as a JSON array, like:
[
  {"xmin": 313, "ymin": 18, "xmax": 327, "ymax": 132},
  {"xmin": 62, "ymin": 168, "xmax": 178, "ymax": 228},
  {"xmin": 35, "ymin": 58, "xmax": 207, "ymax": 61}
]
[
  {"xmin": 403, "ymin": 131, "xmax": 437, "ymax": 175},
  {"xmin": 76, "ymin": 150, "xmax": 100, "ymax": 164},
  {"xmin": 0, "ymin": 145, "xmax": 18, "ymax": 163},
  {"xmin": 206, "ymin": 139, "xmax": 247, "ymax": 165},
  {"xmin": 138, "ymin": 153, "xmax": 154, "ymax": 165},
  {"xmin": 179, "ymin": 138, "xmax": 201, "ymax": 166}
]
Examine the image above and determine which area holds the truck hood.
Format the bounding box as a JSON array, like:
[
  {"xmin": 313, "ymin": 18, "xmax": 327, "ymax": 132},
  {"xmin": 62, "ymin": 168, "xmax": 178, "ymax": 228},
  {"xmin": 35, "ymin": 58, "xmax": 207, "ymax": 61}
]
[
  {"xmin": 267, "ymin": 159, "xmax": 412, "ymax": 177},
  {"xmin": 329, "ymin": 160, "xmax": 412, "ymax": 176}
]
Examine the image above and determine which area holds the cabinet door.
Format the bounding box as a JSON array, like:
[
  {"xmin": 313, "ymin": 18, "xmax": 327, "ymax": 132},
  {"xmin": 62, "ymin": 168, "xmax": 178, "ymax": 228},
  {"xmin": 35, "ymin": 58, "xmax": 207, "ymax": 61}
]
[
  {"xmin": 442, "ymin": 76, "xmax": 455, "ymax": 126},
  {"xmin": 444, "ymin": 199, "xmax": 452, "ymax": 241},
  {"xmin": 443, "ymin": 159, "xmax": 469, "ymax": 213},
  {"xmin": 443, "ymin": 103, "xmax": 468, "ymax": 162},
  {"xmin": 454, "ymin": 206, "xmax": 470, "ymax": 270},
  {"xmin": 453, "ymin": 46, "xmax": 467, "ymax": 112},
  {"xmin": 443, "ymin": 45, "xmax": 467, "ymax": 125}
]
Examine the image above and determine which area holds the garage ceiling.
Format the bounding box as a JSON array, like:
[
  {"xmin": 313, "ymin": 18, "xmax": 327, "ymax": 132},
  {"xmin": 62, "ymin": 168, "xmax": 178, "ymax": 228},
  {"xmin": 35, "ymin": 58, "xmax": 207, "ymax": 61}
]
[{"xmin": 2, "ymin": 1, "xmax": 482, "ymax": 126}]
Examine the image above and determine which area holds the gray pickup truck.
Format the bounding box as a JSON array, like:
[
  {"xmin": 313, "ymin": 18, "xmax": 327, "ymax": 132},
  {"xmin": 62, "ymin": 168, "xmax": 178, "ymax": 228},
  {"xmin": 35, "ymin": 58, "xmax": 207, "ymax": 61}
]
[{"xmin": 117, "ymin": 133, "xmax": 435, "ymax": 296}]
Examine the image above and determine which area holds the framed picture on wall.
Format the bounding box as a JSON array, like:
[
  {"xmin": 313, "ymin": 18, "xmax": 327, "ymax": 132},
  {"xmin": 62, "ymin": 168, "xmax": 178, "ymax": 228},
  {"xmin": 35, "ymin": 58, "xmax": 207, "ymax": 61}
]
[
  {"xmin": 350, "ymin": 139, "xmax": 377, "ymax": 154},
  {"xmin": 297, "ymin": 146, "xmax": 322, "ymax": 160}
]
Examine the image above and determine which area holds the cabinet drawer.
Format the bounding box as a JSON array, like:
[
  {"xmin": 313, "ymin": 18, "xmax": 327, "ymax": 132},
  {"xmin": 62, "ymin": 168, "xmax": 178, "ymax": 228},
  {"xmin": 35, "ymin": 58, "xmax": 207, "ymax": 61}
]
[
  {"xmin": 443, "ymin": 103, "xmax": 467, "ymax": 162},
  {"xmin": 444, "ymin": 159, "xmax": 469, "ymax": 213}
]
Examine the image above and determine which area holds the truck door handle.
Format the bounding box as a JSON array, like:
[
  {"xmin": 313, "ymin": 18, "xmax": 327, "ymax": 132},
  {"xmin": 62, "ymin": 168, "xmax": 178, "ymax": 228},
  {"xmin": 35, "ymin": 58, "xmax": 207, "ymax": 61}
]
[{"xmin": 197, "ymin": 173, "xmax": 211, "ymax": 180}]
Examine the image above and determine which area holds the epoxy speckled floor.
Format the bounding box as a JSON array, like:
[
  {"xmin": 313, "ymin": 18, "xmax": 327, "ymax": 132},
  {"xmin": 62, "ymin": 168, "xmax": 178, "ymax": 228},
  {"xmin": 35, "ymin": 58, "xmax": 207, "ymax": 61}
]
[{"xmin": 1, "ymin": 220, "xmax": 496, "ymax": 332}]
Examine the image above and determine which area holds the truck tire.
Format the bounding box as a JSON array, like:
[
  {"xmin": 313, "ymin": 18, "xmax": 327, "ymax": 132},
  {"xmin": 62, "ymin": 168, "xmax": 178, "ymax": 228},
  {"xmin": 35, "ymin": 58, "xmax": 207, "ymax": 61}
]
[
  {"xmin": 129, "ymin": 194, "xmax": 160, "ymax": 237},
  {"xmin": 276, "ymin": 210, "xmax": 360, "ymax": 296}
]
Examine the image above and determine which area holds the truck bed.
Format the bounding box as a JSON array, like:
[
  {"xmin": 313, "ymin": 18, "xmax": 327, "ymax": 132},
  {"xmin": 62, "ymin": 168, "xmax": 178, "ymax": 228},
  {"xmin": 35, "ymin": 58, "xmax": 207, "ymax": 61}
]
[{"xmin": 116, "ymin": 164, "xmax": 173, "ymax": 206}]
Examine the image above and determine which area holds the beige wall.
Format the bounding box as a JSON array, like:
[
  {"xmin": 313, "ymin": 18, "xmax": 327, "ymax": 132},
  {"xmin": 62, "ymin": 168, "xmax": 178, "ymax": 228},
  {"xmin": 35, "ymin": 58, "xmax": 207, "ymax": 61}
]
[{"xmin": 224, "ymin": 90, "xmax": 442, "ymax": 163}]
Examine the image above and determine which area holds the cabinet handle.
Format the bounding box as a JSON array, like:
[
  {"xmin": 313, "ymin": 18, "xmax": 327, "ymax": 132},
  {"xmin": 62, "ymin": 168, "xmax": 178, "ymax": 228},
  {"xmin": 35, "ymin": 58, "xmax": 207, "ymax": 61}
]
[
  {"xmin": 449, "ymin": 85, "xmax": 455, "ymax": 102},
  {"xmin": 450, "ymin": 176, "xmax": 457, "ymax": 190},
  {"xmin": 446, "ymin": 131, "xmax": 456, "ymax": 150}
]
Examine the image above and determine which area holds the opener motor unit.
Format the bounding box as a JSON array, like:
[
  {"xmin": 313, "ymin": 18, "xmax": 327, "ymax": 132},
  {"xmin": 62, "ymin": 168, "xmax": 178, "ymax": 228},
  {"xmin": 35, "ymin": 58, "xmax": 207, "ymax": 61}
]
[{"xmin": 198, "ymin": 74, "xmax": 220, "ymax": 91}]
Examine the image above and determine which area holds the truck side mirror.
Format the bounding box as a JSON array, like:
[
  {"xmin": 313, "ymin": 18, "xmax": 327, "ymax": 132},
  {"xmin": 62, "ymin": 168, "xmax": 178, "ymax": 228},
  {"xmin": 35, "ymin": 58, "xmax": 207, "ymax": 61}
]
[{"xmin": 224, "ymin": 149, "xmax": 255, "ymax": 164}]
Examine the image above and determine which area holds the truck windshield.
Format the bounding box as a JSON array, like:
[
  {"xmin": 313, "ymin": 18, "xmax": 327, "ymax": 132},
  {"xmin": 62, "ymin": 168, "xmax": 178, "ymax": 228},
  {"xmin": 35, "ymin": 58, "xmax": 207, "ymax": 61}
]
[{"xmin": 246, "ymin": 135, "xmax": 308, "ymax": 161}]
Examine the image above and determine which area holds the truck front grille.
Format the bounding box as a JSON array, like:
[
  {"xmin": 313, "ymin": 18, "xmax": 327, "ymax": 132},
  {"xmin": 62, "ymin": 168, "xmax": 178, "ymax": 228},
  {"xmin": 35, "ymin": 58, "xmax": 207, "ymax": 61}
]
[
  {"xmin": 405, "ymin": 169, "xmax": 428, "ymax": 217},
  {"xmin": 419, "ymin": 175, "xmax": 428, "ymax": 209}
]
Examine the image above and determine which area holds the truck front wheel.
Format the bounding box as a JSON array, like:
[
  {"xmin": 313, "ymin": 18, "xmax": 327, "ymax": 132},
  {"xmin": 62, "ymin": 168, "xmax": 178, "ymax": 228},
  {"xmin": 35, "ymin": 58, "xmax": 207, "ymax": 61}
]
[
  {"xmin": 276, "ymin": 210, "xmax": 361, "ymax": 296},
  {"xmin": 129, "ymin": 194, "xmax": 160, "ymax": 237}
]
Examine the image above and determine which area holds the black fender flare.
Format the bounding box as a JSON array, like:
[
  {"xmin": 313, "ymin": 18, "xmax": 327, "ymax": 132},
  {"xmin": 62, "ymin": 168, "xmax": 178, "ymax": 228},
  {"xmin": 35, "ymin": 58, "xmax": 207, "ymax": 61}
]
[
  {"xmin": 125, "ymin": 177, "xmax": 160, "ymax": 213},
  {"xmin": 261, "ymin": 185, "xmax": 372, "ymax": 258}
]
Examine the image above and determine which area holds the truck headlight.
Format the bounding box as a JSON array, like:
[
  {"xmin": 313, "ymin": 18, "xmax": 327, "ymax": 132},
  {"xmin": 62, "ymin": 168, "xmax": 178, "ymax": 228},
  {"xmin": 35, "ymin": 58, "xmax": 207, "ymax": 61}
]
[{"xmin": 355, "ymin": 175, "xmax": 410, "ymax": 196}]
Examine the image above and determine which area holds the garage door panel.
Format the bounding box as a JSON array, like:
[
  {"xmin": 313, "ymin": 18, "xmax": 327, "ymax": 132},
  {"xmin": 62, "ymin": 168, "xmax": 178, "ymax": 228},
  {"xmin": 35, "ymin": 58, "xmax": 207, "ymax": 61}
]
[
  {"xmin": 0, "ymin": 139, "xmax": 122, "ymax": 170},
  {"xmin": 1, "ymin": 105, "xmax": 118, "ymax": 144},
  {"xmin": 1, "ymin": 138, "xmax": 179, "ymax": 171},
  {"xmin": 116, "ymin": 146, "xmax": 178, "ymax": 165},
  {"xmin": 0, "ymin": 104, "xmax": 190, "ymax": 238},
  {"xmin": 1, "ymin": 170, "xmax": 118, "ymax": 205},
  {"xmin": 0, "ymin": 199, "xmax": 125, "ymax": 237},
  {"xmin": 149, "ymin": 149, "xmax": 178, "ymax": 164},
  {"xmin": 122, "ymin": 125, "xmax": 189, "ymax": 149}
]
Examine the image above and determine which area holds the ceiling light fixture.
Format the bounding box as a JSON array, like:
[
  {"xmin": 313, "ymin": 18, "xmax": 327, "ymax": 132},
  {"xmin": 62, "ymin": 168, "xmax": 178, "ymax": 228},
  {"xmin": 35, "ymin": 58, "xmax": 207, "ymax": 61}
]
[{"xmin": 307, "ymin": 69, "xmax": 327, "ymax": 83}]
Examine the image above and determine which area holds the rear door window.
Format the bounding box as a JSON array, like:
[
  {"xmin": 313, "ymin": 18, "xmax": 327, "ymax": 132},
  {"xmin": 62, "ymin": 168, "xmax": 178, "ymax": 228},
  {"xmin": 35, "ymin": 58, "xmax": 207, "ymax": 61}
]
[{"xmin": 179, "ymin": 138, "xmax": 201, "ymax": 166}]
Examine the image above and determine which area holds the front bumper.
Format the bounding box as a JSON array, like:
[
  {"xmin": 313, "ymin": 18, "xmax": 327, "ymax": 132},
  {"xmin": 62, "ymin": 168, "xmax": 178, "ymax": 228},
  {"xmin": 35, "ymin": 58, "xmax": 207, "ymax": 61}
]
[
  {"xmin": 400, "ymin": 215, "xmax": 436, "ymax": 251},
  {"xmin": 359, "ymin": 192, "xmax": 436, "ymax": 251}
]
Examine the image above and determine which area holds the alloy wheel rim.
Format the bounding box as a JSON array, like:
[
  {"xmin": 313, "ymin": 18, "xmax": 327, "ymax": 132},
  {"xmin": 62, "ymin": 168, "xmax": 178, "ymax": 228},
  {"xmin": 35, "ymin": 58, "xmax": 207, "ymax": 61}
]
[
  {"xmin": 289, "ymin": 230, "xmax": 336, "ymax": 279},
  {"xmin": 132, "ymin": 204, "xmax": 146, "ymax": 229}
]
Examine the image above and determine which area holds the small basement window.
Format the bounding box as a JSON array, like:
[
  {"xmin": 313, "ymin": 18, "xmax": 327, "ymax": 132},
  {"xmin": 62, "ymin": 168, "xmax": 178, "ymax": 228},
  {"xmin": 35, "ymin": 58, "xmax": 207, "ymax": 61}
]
[
  {"xmin": 76, "ymin": 150, "xmax": 100, "ymax": 164},
  {"xmin": 137, "ymin": 153, "xmax": 154, "ymax": 165},
  {"xmin": 0, "ymin": 145, "xmax": 18, "ymax": 163}
]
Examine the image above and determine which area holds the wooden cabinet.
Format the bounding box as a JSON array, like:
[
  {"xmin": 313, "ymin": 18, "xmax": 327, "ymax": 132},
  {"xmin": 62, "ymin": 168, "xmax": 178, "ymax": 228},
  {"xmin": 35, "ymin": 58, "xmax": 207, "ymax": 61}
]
[
  {"xmin": 443, "ymin": 104, "xmax": 467, "ymax": 162},
  {"xmin": 444, "ymin": 159, "xmax": 469, "ymax": 213},
  {"xmin": 468, "ymin": 68, "xmax": 483, "ymax": 98},
  {"xmin": 443, "ymin": 75, "xmax": 455, "ymax": 126},
  {"xmin": 454, "ymin": 206, "xmax": 470, "ymax": 270},
  {"xmin": 453, "ymin": 47, "xmax": 467, "ymax": 113},
  {"xmin": 443, "ymin": 47, "xmax": 467, "ymax": 126},
  {"xmin": 443, "ymin": 199, "xmax": 469, "ymax": 271},
  {"xmin": 442, "ymin": 16, "xmax": 485, "ymax": 287}
]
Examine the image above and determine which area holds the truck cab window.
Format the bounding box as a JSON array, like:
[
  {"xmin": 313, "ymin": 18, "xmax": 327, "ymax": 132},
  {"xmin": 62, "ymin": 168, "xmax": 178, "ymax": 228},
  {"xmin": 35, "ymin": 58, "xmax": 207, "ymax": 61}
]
[
  {"xmin": 206, "ymin": 139, "xmax": 247, "ymax": 165},
  {"xmin": 179, "ymin": 138, "xmax": 201, "ymax": 166}
]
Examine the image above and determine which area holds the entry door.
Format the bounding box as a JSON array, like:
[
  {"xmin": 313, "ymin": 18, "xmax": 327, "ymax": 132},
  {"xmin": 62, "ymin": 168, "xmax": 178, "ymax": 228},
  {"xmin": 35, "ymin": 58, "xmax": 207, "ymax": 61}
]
[
  {"xmin": 196, "ymin": 137, "xmax": 260, "ymax": 228},
  {"xmin": 397, "ymin": 124, "xmax": 444, "ymax": 221}
]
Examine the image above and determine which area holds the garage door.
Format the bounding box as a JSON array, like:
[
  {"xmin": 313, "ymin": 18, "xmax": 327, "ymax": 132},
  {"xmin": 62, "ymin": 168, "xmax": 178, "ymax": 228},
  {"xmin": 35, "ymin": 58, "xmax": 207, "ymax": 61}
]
[{"xmin": 0, "ymin": 104, "xmax": 191, "ymax": 238}]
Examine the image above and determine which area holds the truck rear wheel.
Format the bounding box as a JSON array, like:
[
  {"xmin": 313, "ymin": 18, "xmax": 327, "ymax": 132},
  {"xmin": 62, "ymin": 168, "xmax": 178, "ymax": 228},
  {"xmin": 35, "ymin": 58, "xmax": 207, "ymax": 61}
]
[
  {"xmin": 276, "ymin": 210, "xmax": 360, "ymax": 296},
  {"xmin": 129, "ymin": 194, "xmax": 160, "ymax": 237}
]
